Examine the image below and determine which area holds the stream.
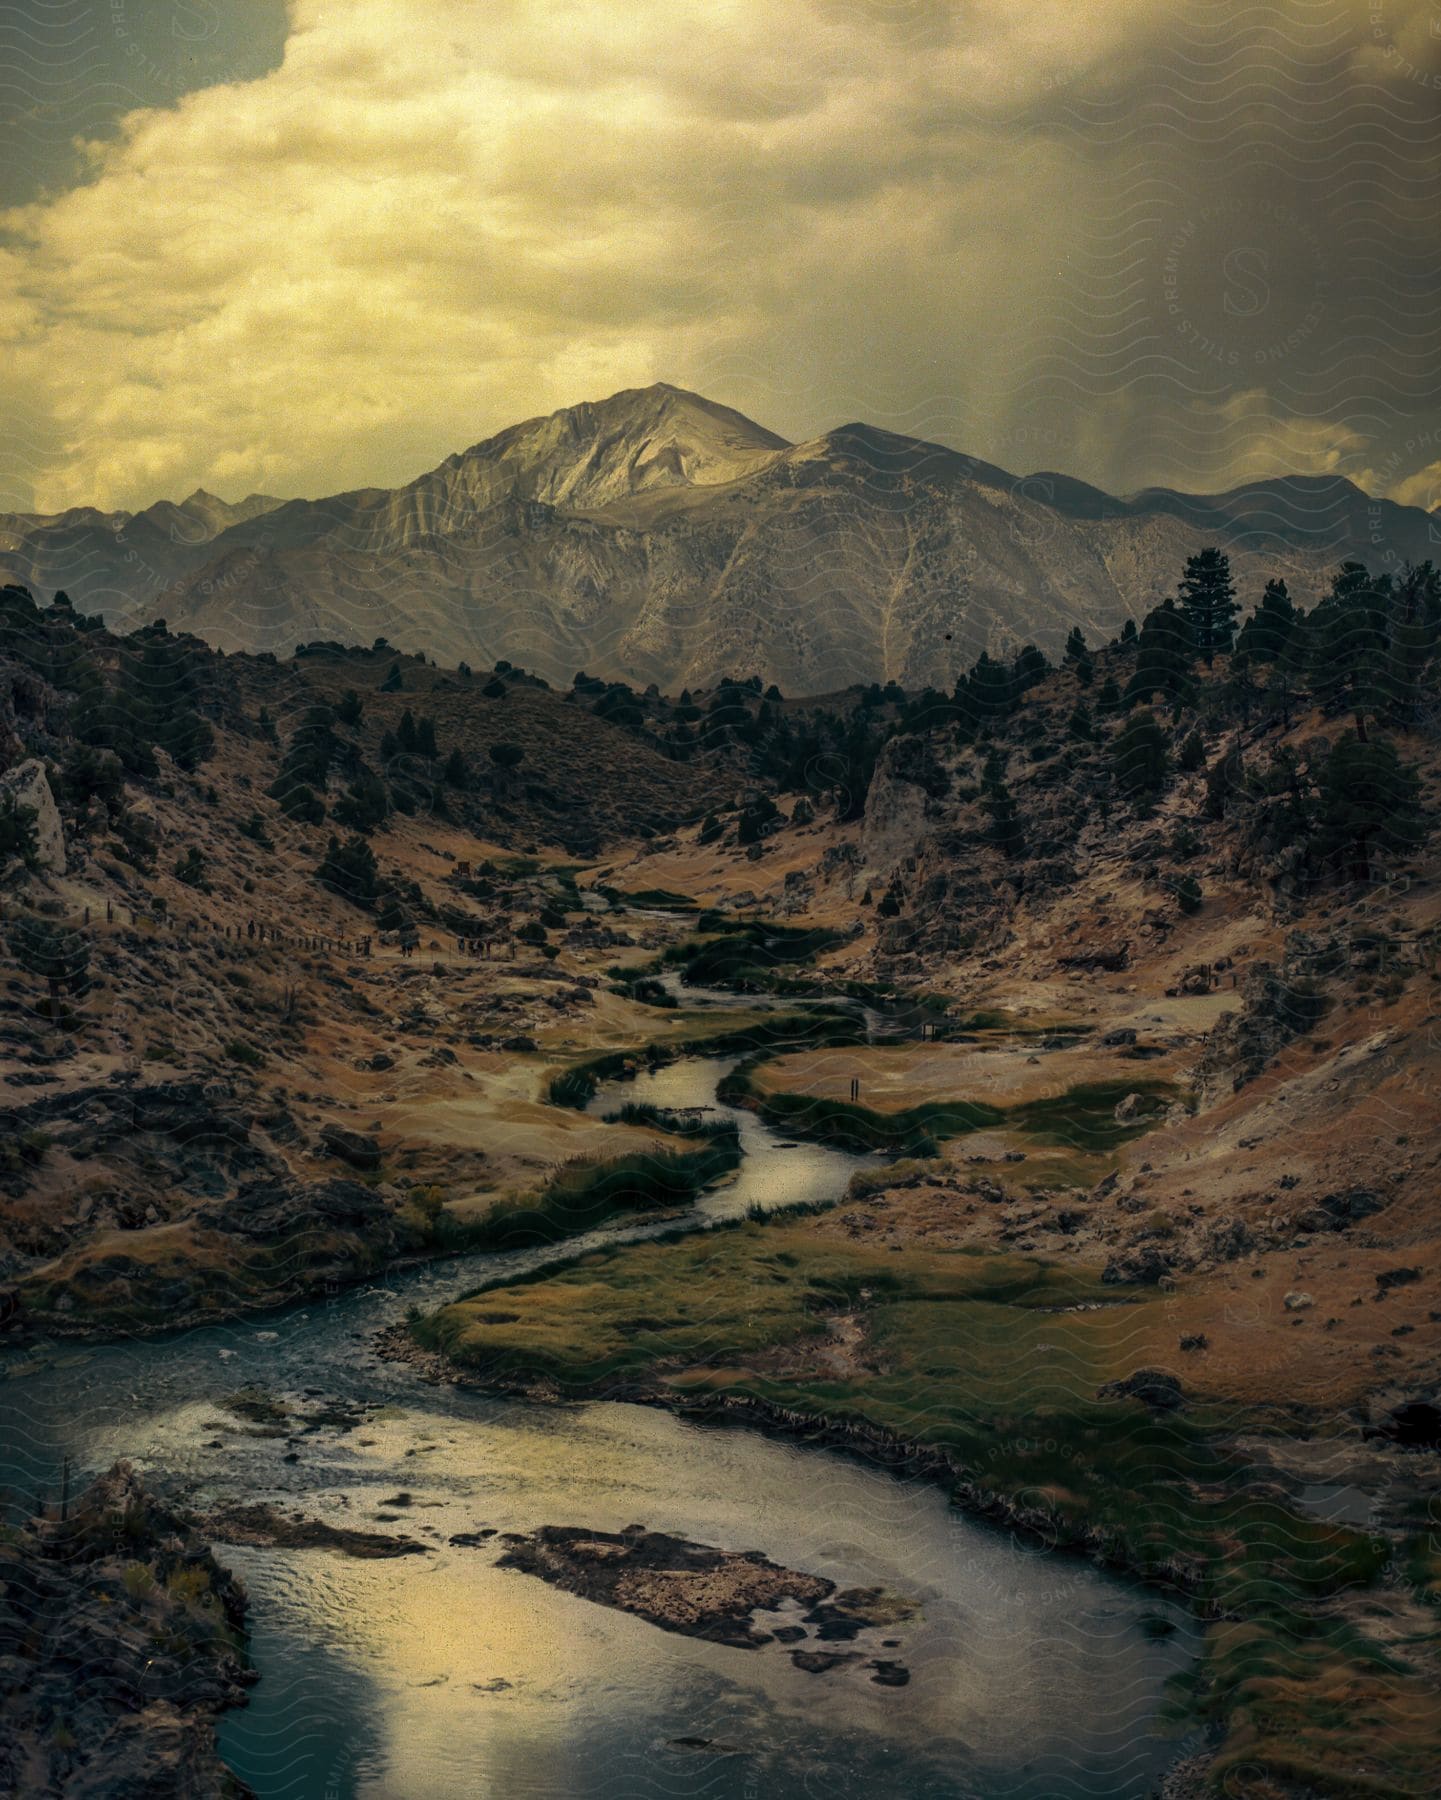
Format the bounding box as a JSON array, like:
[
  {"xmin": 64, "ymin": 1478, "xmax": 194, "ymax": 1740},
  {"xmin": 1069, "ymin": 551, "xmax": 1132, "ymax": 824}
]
[{"xmin": 0, "ymin": 1002, "xmax": 1200, "ymax": 1798}]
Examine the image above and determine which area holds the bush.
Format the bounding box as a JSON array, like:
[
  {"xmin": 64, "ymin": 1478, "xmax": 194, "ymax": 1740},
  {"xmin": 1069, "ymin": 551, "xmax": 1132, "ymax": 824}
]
[
  {"xmin": 174, "ymin": 847, "xmax": 209, "ymax": 891},
  {"xmin": 317, "ymin": 834, "xmax": 379, "ymax": 905},
  {"xmin": 1174, "ymin": 874, "xmax": 1203, "ymax": 914}
]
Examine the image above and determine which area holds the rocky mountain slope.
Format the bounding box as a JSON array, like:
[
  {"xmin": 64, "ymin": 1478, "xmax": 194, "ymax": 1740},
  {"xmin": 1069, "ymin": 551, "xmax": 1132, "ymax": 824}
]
[{"xmin": 3, "ymin": 386, "xmax": 1434, "ymax": 693}]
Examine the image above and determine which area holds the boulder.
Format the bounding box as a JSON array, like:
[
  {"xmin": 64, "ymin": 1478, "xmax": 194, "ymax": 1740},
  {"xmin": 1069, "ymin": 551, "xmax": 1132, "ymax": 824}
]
[
  {"xmin": 1101, "ymin": 1246, "xmax": 1174, "ymax": 1286},
  {"xmin": 1097, "ymin": 1369, "xmax": 1186, "ymax": 1411},
  {"xmin": 214, "ymin": 1176, "xmax": 391, "ymax": 1238},
  {"xmin": 319, "ymin": 1124, "xmax": 382, "ymax": 1170}
]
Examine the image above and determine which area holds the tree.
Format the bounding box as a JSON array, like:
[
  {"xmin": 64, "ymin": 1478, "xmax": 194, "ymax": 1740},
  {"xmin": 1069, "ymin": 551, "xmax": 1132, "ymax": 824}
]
[
  {"xmin": 1063, "ymin": 626, "xmax": 1094, "ymax": 685},
  {"xmin": 489, "ymin": 742, "xmax": 524, "ymax": 771},
  {"xmin": 277, "ymin": 782, "xmax": 324, "ymax": 824},
  {"xmin": 1111, "ymin": 710, "xmax": 1169, "ymax": 807},
  {"xmin": 380, "ymin": 662, "xmax": 403, "ymax": 693},
  {"xmin": 1066, "ymin": 701, "xmax": 1095, "ymax": 742},
  {"xmin": 443, "ymin": 748, "xmax": 470, "ymax": 789},
  {"xmin": 8, "ymin": 915, "xmax": 89, "ymax": 1022},
  {"xmin": 1178, "ymin": 547, "xmax": 1239, "ymax": 664},
  {"xmin": 957, "ymin": 652, "xmax": 1013, "ymax": 734},
  {"xmin": 737, "ymin": 794, "xmax": 780, "ymax": 845},
  {"xmin": 174, "ymin": 846, "xmax": 209, "ymax": 890},
  {"xmin": 333, "ymin": 764, "xmax": 389, "ymax": 833},
  {"xmin": 1235, "ymin": 578, "xmax": 1297, "ymax": 668},
  {"xmin": 1012, "ymin": 643, "xmax": 1050, "ymax": 692},
  {"xmin": 1177, "ymin": 729, "xmax": 1206, "ymax": 773},
  {"xmin": 317, "ymin": 834, "xmax": 380, "ymax": 905},
  {"xmin": 415, "ymin": 716, "xmax": 439, "ymax": 759},
  {"xmin": 0, "ymin": 791, "xmax": 39, "ymax": 866},
  {"xmin": 1172, "ymin": 874, "xmax": 1203, "ymax": 914},
  {"xmin": 1314, "ymin": 733, "xmax": 1425, "ymax": 883},
  {"xmin": 1307, "ymin": 562, "xmax": 1391, "ymax": 737},
  {"xmin": 60, "ymin": 744, "xmax": 125, "ymax": 818},
  {"xmin": 335, "ymin": 689, "xmax": 364, "ymax": 726},
  {"xmin": 1126, "ymin": 600, "xmax": 1195, "ymax": 707}
]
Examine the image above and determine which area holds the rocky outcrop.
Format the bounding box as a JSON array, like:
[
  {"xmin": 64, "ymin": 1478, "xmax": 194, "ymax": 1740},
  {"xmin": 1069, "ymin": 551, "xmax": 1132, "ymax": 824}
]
[
  {"xmin": 211, "ymin": 1175, "xmax": 394, "ymax": 1239},
  {"xmin": 0, "ymin": 756, "xmax": 65, "ymax": 873},
  {"xmin": 318, "ymin": 1123, "xmax": 382, "ymax": 1170},
  {"xmin": 861, "ymin": 736, "xmax": 940, "ymax": 880},
  {"xmin": 1195, "ymin": 952, "xmax": 1330, "ymax": 1102},
  {"xmin": 0, "ymin": 1462, "xmax": 252, "ymax": 1798}
]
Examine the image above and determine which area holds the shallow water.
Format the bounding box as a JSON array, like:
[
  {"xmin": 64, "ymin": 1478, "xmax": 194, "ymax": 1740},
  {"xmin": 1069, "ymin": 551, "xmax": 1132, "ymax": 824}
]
[{"xmin": 0, "ymin": 1039, "xmax": 1199, "ymax": 1798}]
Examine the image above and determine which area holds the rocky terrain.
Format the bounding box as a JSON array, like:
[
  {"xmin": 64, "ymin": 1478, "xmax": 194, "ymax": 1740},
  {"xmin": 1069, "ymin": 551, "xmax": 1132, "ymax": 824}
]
[
  {"xmin": 4, "ymin": 384, "xmax": 1437, "ymax": 692},
  {"xmin": 493, "ymin": 1522, "xmax": 913, "ymax": 1682},
  {"xmin": 2, "ymin": 550, "xmax": 1440, "ymax": 1796},
  {"xmin": 0, "ymin": 1462, "xmax": 253, "ymax": 1798}
]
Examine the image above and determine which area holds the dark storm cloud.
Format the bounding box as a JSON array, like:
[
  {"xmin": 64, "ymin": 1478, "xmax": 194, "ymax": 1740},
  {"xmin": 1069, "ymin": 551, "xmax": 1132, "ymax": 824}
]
[{"xmin": 1, "ymin": 0, "xmax": 1437, "ymax": 515}]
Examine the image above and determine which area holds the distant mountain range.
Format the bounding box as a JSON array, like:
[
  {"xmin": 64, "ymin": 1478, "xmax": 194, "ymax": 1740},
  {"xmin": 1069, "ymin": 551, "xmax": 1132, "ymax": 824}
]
[{"xmin": 3, "ymin": 384, "xmax": 1435, "ymax": 691}]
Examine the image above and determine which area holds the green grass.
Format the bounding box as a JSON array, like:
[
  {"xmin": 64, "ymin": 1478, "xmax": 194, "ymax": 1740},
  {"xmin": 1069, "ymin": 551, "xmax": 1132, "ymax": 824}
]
[
  {"xmin": 720, "ymin": 1061, "xmax": 1177, "ymax": 1158},
  {"xmin": 418, "ymin": 1220, "xmax": 1381, "ymax": 1606},
  {"xmin": 602, "ymin": 886, "xmax": 698, "ymax": 912},
  {"xmin": 450, "ymin": 1138, "xmax": 742, "ymax": 1252},
  {"xmin": 660, "ymin": 918, "xmax": 851, "ymax": 991}
]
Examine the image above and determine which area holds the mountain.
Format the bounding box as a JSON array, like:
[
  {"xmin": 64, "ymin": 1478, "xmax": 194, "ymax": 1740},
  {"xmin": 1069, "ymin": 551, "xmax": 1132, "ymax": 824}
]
[
  {"xmin": 2, "ymin": 386, "xmax": 1434, "ymax": 691},
  {"xmin": 0, "ymin": 486, "xmax": 287, "ymax": 608}
]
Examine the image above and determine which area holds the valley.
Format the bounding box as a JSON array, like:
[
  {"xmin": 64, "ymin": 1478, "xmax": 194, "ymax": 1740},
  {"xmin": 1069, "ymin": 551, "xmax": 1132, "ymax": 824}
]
[{"xmin": 0, "ymin": 559, "xmax": 1438, "ymax": 1798}]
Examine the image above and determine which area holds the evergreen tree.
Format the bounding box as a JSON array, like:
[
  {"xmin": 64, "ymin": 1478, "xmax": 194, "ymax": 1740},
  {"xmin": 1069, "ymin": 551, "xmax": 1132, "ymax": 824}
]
[
  {"xmin": 380, "ymin": 663, "xmax": 403, "ymax": 693},
  {"xmin": 1314, "ymin": 733, "xmax": 1425, "ymax": 883},
  {"xmin": 0, "ymin": 791, "xmax": 38, "ymax": 865},
  {"xmin": 1126, "ymin": 600, "xmax": 1195, "ymax": 707},
  {"xmin": 443, "ymin": 747, "xmax": 470, "ymax": 789},
  {"xmin": 174, "ymin": 846, "xmax": 209, "ymax": 890},
  {"xmin": 1307, "ymin": 562, "xmax": 1390, "ymax": 734},
  {"xmin": 333, "ymin": 764, "xmax": 389, "ymax": 833},
  {"xmin": 957, "ymin": 651, "xmax": 1014, "ymax": 733},
  {"xmin": 1177, "ymin": 728, "xmax": 1206, "ymax": 772},
  {"xmin": 1063, "ymin": 625, "xmax": 1094, "ymax": 685},
  {"xmin": 335, "ymin": 689, "xmax": 364, "ymax": 726},
  {"xmin": 1234, "ymin": 578, "xmax": 1297, "ymax": 667},
  {"xmin": 1111, "ymin": 710, "xmax": 1169, "ymax": 807},
  {"xmin": 1178, "ymin": 547, "xmax": 1239, "ymax": 663},
  {"xmin": 1012, "ymin": 643, "xmax": 1050, "ymax": 692},
  {"xmin": 317, "ymin": 833, "xmax": 380, "ymax": 905}
]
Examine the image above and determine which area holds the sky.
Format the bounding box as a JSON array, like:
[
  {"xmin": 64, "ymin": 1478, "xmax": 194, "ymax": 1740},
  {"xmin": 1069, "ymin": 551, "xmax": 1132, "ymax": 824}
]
[{"xmin": 2, "ymin": 0, "xmax": 1440, "ymax": 517}]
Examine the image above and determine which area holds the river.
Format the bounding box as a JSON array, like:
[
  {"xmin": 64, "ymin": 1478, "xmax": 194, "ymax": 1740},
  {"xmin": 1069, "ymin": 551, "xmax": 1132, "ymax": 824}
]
[{"xmin": 0, "ymin": 1013, "xmax": 1199, "ymax": 1798}]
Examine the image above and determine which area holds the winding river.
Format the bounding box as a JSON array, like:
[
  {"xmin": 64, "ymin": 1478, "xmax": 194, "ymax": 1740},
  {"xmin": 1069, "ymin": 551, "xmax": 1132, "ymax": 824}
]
[{"xmin": 0, "ymin": 1001, "xmax": 1199, "ymax": 1798}]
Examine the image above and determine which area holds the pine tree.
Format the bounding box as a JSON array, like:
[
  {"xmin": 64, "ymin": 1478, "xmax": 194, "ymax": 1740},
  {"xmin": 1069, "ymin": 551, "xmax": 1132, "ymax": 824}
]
[
  {"xmin": 1111, "ymin": 710, "xmax": 1169, "ymax": 807},
  {"xmin": 1314, "ymin": 734, "xmax": 1425, "ymax": 883},
  {"xmin": 1178, "ymin": 547, "xmax": 1239, "ymax": 663},
  {"xmin": 1235, "ymin": 578, "xmax": 1297, "ymax": 667},
  {"xmin": 317, "ymin": 834, "xmax": 380, "ymax": 905},
  {"xmin": 1126, "ymin": 600, "xmax": 1195, "ymax": 707},
  {"xmin": 1063, "ymin": 626, "xmax": 1094, "ymax": 686}
]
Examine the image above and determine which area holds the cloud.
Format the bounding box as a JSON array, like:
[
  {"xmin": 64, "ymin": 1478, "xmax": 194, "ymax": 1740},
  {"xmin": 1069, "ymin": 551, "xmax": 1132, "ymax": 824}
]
[{"xmin": 1, "ymin": 0, "xmax": 1437, "ymax": 513}]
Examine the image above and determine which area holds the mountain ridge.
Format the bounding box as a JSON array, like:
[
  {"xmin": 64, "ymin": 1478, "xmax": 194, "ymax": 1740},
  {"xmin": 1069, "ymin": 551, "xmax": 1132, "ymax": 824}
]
[{"xmin": 2, "ymin": 383, "xmax": 1434, "ymax": 690}]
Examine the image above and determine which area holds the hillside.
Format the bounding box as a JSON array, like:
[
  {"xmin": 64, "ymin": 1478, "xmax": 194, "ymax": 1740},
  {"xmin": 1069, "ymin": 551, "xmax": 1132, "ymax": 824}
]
[
  {"xmin": 1, "ymin": 557, "xmax": 1439, "ymax": 1798},
  {"xmin": 2, "ymin": 386, "xmax": 1435, "ymax": 693}
]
